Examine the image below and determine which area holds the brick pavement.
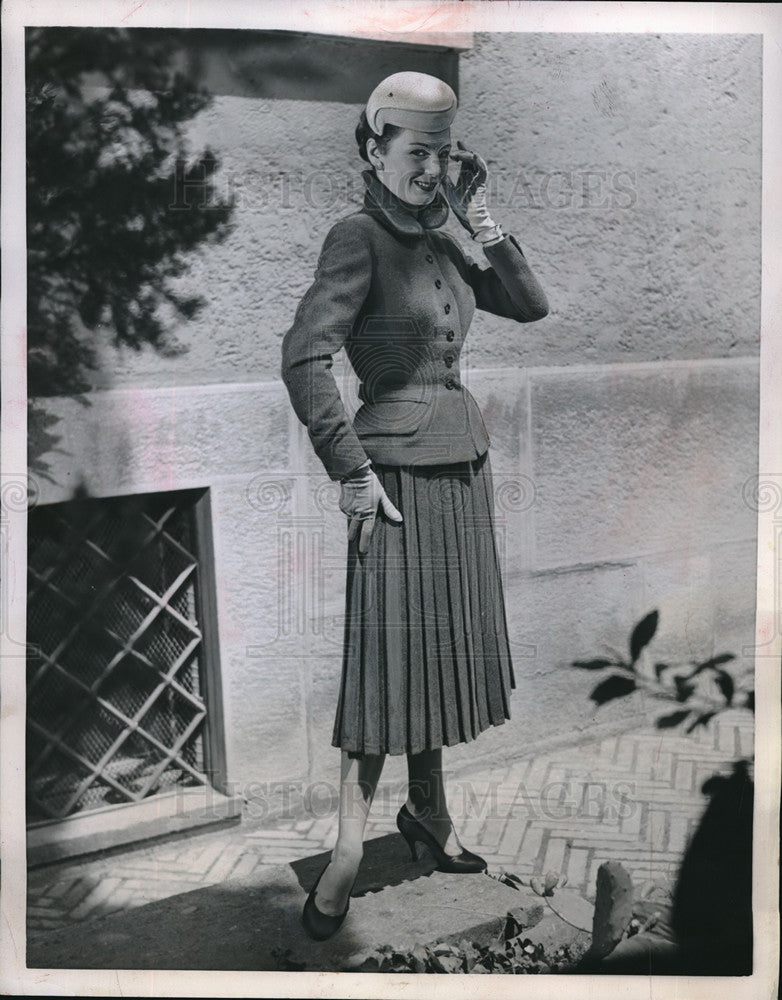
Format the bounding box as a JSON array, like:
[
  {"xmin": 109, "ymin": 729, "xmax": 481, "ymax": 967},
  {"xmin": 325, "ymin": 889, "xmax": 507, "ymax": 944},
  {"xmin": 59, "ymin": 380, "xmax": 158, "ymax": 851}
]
[{"xmin": 27, "ymin": 710, "xmax": 753, "ymax": 937}]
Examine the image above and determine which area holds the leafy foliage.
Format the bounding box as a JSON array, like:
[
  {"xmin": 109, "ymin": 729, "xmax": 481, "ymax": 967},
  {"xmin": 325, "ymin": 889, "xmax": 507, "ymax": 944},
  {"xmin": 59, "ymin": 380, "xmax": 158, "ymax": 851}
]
[
  {"xmin": 344, "ymin": 934, "xmax": 588, "ymax": 974},
  {"xmin": 26, "ymin": 27, "xmax": 235, "ymax": 400},
  {"xmin": 571, "ymin": 610, "xmax": 753, "ymax": 733}
]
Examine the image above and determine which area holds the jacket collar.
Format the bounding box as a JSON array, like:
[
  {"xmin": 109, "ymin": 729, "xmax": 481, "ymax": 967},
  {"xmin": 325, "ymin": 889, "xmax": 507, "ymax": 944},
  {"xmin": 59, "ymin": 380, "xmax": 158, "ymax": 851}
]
[{"xmin": 361, "ymin": 168, "xmax": 449, "ymax": 237}]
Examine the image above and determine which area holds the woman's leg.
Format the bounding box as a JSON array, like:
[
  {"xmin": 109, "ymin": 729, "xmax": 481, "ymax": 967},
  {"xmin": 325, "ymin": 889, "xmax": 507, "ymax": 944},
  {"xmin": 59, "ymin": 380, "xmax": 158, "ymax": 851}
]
[
  {"xmin": 405, "ymin": 748, "xmax": 461, "ymax": 855},
  {"xmin": 314, "ymin": 750, "xmax": 385, "ymax": 915}
]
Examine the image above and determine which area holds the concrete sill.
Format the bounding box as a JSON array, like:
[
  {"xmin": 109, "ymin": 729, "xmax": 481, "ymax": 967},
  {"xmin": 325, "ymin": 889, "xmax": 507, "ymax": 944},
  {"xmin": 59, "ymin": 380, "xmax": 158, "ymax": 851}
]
[{"xmin": 27, "ymin": 787, "xmax": 243, "ymax": 868}]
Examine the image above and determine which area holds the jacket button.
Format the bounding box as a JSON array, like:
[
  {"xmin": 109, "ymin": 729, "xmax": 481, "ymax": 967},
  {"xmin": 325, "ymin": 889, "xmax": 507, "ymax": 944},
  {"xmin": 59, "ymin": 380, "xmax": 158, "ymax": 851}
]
[
  {"xmin": 444, "ymin": 303, "xmax": 451, "ymax": 314},
  {"xmin": 445, "ymin": 377, "xmax": 457, "ymax": 390},
  {"xmin": 445, "ymin": 355, "xmax": 454, "ymax": 367},
  {"xmin": 435, "ymin": 279, "xmax": 442, "ymax": 289},
  {"xmin": 446, "ymin": 330, "xmax": 455, "ymax": 341},
  {"xmin": 426, "ymin": 254, "xmax": 434, "ymax": 263}
]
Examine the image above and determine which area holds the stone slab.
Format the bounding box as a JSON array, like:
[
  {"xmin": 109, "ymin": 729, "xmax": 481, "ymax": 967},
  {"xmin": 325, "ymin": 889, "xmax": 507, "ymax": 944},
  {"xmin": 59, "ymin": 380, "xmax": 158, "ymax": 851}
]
[
  {"xmin": 31, "ymin": 382, "xmax": 291, "ymax": 505},
  {"xmin": 27, "ymin": 789, "xmax": 243, "ymax": 868},
  {"xmin": 529, "ymin": 361, "xmax": 759, "ymax": 568},
  {"xmin": 28, "ymin": 835, "xmax": 548, "ymax": 972}
]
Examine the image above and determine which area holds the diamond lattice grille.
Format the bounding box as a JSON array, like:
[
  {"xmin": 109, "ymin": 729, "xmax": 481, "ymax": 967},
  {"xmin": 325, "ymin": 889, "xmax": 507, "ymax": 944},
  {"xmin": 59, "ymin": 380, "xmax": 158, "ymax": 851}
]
[{"xmin": 27, "ymin": 491, "xmax": 211, "ymax": 823}]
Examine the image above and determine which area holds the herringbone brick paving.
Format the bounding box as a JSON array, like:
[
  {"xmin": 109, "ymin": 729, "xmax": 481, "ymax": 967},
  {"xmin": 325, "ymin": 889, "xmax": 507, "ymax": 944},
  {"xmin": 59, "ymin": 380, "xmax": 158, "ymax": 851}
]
[{"xmin": 27, "ymin": 711, "xmax": 753, "ymax": 936}]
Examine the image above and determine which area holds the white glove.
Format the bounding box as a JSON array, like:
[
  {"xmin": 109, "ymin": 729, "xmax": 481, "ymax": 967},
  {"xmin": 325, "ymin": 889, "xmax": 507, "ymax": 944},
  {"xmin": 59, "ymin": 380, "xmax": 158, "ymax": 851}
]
[
  {"xmin": 444, "ymin": 141, "xmax": 504, "ymax": 245},
  {"xmin": 339, "ymin": 462, "xmax": 403, "ymax": 555}
]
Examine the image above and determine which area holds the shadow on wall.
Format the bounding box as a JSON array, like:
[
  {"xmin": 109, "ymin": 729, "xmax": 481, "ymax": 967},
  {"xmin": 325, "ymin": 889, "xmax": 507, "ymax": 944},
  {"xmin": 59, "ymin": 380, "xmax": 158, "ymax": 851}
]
[
  {"xmin": 172, "ymin": 28, "xmax": 459, "ymax": 102},
  {"xmin": 28, "ymin": 401, "xmax": 65, "ymax": 486},
  {"xmin": 25, "ymin": 26, "xmax": 461, "ymax": 482},
  {"xmin": 26, "ymin": 26, "xmax": 235, "ymax": 478},
  {"xmin": 571, "ymin": 610, "xmax": 754, "ymax": 729}
]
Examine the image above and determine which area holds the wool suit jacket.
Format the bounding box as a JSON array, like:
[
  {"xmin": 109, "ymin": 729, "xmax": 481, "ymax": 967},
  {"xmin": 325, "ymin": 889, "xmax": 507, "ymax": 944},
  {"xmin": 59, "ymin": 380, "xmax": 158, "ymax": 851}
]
[{"xmin": 281, "ymin": 169, "xmax": 549, "ymax": 481}]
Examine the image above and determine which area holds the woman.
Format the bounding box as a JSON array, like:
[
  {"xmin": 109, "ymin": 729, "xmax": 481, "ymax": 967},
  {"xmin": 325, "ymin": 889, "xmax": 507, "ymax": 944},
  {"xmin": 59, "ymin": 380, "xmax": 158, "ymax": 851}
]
[{"xmin": 281, "ymin": 72, "xmax": 549, "ymax": 941}]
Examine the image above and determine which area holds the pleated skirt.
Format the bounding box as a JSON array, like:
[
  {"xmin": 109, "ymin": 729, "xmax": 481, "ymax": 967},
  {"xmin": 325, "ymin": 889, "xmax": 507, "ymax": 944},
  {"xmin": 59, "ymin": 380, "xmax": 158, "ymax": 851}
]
[{"xmin": 332, "ymin": 450, "xmax": 515, "ymax": 757}]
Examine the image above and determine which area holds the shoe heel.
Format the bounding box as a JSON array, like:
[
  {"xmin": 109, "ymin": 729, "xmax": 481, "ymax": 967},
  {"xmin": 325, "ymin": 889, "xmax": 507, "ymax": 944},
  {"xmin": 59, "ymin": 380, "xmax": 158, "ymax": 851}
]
[
  {"xmin": 412, "ymin": 840, "xmax": 432, "ymax": 863},
  {"xmin": 396, "ymin": 803, "xmax": 487, "ymax": 875},
  {"xmin": 399, "ymin": 827, "xmax": 420, "ymax": 862},
  {"xmin": 398, "ymin": 811, "xmax": 435, "ymax": 864}
]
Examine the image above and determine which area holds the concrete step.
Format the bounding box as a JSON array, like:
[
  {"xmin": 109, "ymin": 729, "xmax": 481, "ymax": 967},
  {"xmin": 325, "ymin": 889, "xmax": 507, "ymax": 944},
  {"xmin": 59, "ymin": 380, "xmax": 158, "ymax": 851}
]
[{"xmin": 27, "ymin": 834, "xmax": 588, "ymax": 972}]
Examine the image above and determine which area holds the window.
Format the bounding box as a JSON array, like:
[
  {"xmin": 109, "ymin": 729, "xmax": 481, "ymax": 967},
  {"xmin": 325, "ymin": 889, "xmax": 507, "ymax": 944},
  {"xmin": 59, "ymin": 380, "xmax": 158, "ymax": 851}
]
[{"xmin": 26, "ymin": 488, "xmax": 225, "ymax": 824}]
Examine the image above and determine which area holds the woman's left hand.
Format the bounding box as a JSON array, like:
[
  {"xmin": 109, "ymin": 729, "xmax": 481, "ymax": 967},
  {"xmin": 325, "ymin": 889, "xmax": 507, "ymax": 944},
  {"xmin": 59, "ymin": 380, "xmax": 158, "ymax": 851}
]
[
  {"xmin": 444, "ymin": 141, "xmax": 503, "ymax": 244},
  {"xmin": 340, "ymin": 465, "xmax": 403, "ymax": 555}
]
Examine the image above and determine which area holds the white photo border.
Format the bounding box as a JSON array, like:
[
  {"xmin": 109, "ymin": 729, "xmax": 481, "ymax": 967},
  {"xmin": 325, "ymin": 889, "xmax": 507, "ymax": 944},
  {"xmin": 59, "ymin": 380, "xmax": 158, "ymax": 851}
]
[{"xmin": 2, "ymin": 2, "xmax": 779, "ymax": 997}]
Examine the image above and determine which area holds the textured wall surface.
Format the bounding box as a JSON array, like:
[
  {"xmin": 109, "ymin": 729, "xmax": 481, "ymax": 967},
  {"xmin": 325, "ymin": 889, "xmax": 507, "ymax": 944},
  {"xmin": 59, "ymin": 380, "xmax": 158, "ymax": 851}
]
[
  {"xmin": 31, "ymin": 31, "xmax": 761, "ymax": 804},
  {"xmin": 35, "ymin": 358, "xmax": 760, "ymax": 789},
  {"xmin": 457, "ymin": 32, "xmax": 762, "ymax": 368},
  {"xmin": 91, "ymin": 31, "xmax": 761, "ymax": 390}
]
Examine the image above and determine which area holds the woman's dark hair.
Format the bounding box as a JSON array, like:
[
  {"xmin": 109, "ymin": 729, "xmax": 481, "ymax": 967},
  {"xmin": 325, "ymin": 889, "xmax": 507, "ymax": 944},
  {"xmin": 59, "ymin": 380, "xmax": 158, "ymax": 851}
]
[{"xmin": 355, "ymin": 110, "xmax": 404, "ymax": 164}]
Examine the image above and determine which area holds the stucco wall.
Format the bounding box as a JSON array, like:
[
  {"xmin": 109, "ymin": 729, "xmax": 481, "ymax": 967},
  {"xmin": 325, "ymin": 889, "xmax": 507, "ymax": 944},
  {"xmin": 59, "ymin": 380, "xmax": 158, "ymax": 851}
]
[
  {"xmin": 89, "ymin": 31, "xmax": 760, "ymax": 389},
  {"xmin": 31, "ymin": 31, "xmax": 761, "ymax": 808},
  {"xmin": 34, "ymin": 356, "xmax": 759, "ymax": 795}
]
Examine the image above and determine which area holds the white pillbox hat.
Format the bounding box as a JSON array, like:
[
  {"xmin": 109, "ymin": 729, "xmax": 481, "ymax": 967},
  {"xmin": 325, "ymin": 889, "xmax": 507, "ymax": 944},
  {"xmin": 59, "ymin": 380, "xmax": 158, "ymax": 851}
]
[{"xmin": 366, "ymin": 72, "xmax": 458, "ymax": 134}]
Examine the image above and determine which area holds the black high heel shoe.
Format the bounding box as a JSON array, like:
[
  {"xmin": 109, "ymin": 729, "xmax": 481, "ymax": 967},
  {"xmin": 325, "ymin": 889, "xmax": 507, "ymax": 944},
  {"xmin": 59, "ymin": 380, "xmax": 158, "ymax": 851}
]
[
  {"xmin": 301, "ymin": 863, "xmax": 357, "ymax": 941},
  {"xmin": 396, "ymin": 804, "xmax": 487, "ymax": 874}
]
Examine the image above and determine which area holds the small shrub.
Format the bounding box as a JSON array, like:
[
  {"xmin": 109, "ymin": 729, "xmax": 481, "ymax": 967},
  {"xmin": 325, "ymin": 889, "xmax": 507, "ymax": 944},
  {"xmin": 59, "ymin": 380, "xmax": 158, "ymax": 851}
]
[{"xmin": 344, "ymin": 931, "xmax": 589, "ymax": 974}]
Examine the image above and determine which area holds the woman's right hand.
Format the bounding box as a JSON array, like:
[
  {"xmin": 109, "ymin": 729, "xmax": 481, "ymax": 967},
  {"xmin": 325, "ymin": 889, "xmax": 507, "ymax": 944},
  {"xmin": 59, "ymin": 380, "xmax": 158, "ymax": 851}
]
[
  {"xmin": 444, "ymin": 141, "xmax": 502, "ymax": 244},
  {"xmin": 339, "ymin": 464, "xmax": 403, "ymax": 555}
]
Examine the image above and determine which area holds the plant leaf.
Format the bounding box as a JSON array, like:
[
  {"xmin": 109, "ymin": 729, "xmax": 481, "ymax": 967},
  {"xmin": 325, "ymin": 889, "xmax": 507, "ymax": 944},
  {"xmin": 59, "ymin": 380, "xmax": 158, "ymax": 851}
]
[
  {"xmin": 409, "ymin": 945, "xmax": 428, "ymax": 974},
  {"xmin": 571, "ymin": 658, "xmax": 615, "ymax": 670},
  {"xmin": 630, "ymin": 610, "xmax": 659, "ymax": 665},
  {"xmin": 543, "ymin": 870, "xmax": 560, "ymax": 893},
  {"xmin": 656, "ymin": 709, "xmax": 691, "ymax": 729},
  {"xmin": 530, "ymin": 876, "xmax": 545, "ymax": 896},
  {"xmin": 673, "ymin": 675, "xmax": 696, "ymax": 702},
  {"xmin": 744, "ymin": 691, "xmax": 755, "ymax": 713},
  {"xmin": 590, "ymin": 674, "xmax": 637, "ymax": 706}
]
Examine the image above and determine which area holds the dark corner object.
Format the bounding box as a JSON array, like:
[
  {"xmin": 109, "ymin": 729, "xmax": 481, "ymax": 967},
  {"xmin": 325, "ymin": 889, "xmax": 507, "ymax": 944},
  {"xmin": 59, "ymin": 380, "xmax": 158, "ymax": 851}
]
[
  {"xmin": 26, "ymin": 26, "xmax": 461, "ymax": 105},
  {"xmin": 577, "ymin": 759, "xmax": 754, "ymax": 976}
]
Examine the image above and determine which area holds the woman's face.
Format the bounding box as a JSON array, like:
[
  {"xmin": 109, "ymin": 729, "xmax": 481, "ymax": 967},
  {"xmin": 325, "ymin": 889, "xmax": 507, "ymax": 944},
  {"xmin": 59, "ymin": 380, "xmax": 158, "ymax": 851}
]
[{"xmin": 368, "ymin": 127, "xmax": 452, "ymax": 207}]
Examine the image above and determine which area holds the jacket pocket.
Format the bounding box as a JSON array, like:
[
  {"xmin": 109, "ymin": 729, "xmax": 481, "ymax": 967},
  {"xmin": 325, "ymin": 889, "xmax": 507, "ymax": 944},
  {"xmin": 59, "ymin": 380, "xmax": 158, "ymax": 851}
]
[{"xmin": 353, "ymin": 398, "xmax": 430, "ymax": 437}]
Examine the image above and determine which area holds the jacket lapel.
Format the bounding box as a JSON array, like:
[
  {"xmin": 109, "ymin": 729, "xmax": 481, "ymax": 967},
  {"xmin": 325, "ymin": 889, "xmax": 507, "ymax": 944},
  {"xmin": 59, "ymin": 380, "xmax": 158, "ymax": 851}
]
[{"xmin": 361, "ymin": 168, "xmax": 449, "ymax": 237}]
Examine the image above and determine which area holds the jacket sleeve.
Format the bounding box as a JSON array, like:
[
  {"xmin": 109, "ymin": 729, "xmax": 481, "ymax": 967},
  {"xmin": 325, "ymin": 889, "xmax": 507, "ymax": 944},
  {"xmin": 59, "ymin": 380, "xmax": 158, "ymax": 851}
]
[
  {"xmin": 453, "ymin": 233, "xmax": 549, "ymax": 323},
  {"xmin": 281, "ymin": 219, "xmax": 373, "ymax": 481}
]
